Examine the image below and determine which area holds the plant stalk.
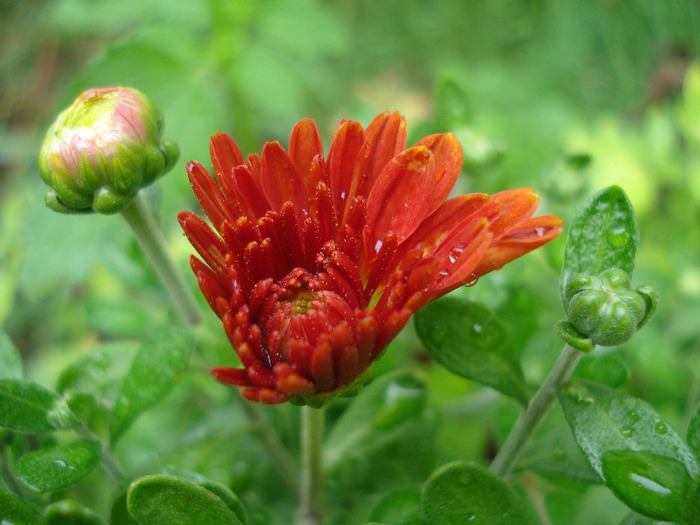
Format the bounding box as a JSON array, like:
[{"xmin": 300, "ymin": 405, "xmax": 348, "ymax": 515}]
[
  {"xmin": 120, "ymin": 193, "xmax": 202, "ymax": 327},
  {"xmin": 297, "ymin": 406, "xmax": 324, "ymax": 525},
  {"xmin": 489, "ymin": 344, "xmax": 583, "ymax": 479}
]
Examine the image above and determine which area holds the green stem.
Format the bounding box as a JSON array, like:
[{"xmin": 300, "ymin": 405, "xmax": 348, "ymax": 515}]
[
  {"xmin": 120, "ymin": 193, "xmax": 202, "ymax": 327},
  {"xmin": 1, "ymin": 446, "xmax": 25, "ymax": 498},
  {"xmin": 239, "ymin": 400, "xmax": 298, "ymax": 493},
  {"xmin": 489, "ymin": 344, "xmax": 583, "ymax": 479},
  {"xmin": 296, "ymin": 406, "xmax": 324, "ymax": 525}
]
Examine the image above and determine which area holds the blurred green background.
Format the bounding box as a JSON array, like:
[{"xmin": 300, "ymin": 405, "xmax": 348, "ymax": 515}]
[{"xmin": 2, "ymin": 1, "xmax": 700, "ymax": 523}]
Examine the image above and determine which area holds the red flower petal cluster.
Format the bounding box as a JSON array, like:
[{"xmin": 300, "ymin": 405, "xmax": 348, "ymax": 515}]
[{"xmin": 179, "ymin": 113, "xmax": 562, "ymax": 404}]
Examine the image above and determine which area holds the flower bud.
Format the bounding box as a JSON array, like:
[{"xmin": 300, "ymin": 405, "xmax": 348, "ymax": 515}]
[
  {"xmin": 564, "ymin": 268, "xmax": 656, "ymax": 347},
  {"xmin": 38, "ymin": 87, "xmax": 178, "ymax": 214}
]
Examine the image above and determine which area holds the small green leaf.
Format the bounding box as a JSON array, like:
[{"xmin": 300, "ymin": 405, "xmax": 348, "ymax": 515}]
[
  {"xmin": 43, "ymin": 500, "xmax": 104, "ymax": 525},
  {"xmin": 0, "ymin": 379, "xmax": 60, "ymax": 433},
  {"xmin": 554, "ymin": 321, "xmax": 594, "ymax": 352},
  {"xmin": 561, "ymin": 185, "xmax": 639, "ymax": 299},
  {"xmin": 415, "ymin": 297, "xmax": 529, "ymax": 404},
  {"xmin": 422, "ymin": 461, "xmax": 538, "ymax": 525},
  {"xmin": 369, "ymin": 485, "xmax": 424, "ymax": 525},
  {"xmin": 110, "ymin": 327, "xmax": 192, "ymax": 444},
  {"xmin": 197, "ymin": 481, "xmax": 248, "ymax": 525},
  {"xmin": 0, "ymin": 487, "xmax": 42, "ymax": 525},
  {"xmin": 559, "ymin": 380, "xmax": 698, "ymax": 521},
  {"xmin": 0, "ymin": 331, "xmax": 23, "ymax": 379},
  {"xmin": 127, "ymin": 475, "xmax": 244, "ymax": 525},
  {"xmin": 601, "ymin": 449, "xmax": 692, "ymax": 522},
  {"xmin": 15, "ymin": 440, "xmax": 101, "ymax": 493},
  {"xmin": 324, "ymin": 370, "xmax": 426, "ymax": 471}
]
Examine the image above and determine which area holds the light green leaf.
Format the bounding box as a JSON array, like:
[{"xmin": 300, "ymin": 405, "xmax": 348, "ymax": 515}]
[
  {"xmin": 43, "ymin": 499, "xmax": 104, "ymax": 525},
  {"xmin": 560, "ymin": 185, "xmax": 639, "ymax": 298},
  {"xmin": 414, "ymin": 297, "xmax": 529, "ymax": 404},
  {"xmin": 0, "ymin": 379, "xmax": 60, "ymax": 433},
  {"xmin": 0, "ymin": 331, "xmax": 23, "ymax": 379},
  {"xmin": 126, "ymin": 475, "xmax": 244, "ymax": 525},
  {"xmin": 110, "ymin": 327, "xmax": 192, "ymax": 444},
  {"xmin": 15, "ymin": 440, "xmax": 101, "ymax": 494},
  {"xmin": 422, "ymin": 461, "xmax": 538, "ymax": 525}
]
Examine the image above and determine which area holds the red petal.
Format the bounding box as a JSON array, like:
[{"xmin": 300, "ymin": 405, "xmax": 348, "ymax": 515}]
[
  {"xmin": 327, "ymin": 120, "xmax": 365, "ymax": 220},
  {"xmin": 489, "ymin": 188, "xmax": 539, "ymax": 240},
  {"xmin": 261, "ymin": 141, "xmax": 309, "ymax": 215},
  {"xmin": 413, "ymin": 133, "xmax": 463, "ymax": 215},
  {"xmin": 289, "ymin": 118, "xmax": 325, "ymax": 197},
  {"xmin": 210, "ymin": 132, "xmax": 245, "ymax": 178},
  {"xmin": 364, "ymin": 146, "xmax": 435, "ymax": 251},
  {"xmin": 233, "ymin": 165, "xmax": 271, "ymax": 220},
  {"xmin": 186, "ymin": 161, "xmax": 237, "ymax": 232},
  {"xmin": 178, "ymin": 211, "xmax": 228, "ymax": 276},
  {"xmin": 358, "ymin": 112, "xmax": 407, "ymax": 196},
  {"xmin": 471, "ymin": 214, "xmax": 563, "ymax": 278}
]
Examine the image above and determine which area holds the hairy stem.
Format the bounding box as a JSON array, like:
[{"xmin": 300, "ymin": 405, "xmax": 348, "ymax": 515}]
[
  {"xmin": 120, "ymin": 193, "xmax": 202, "ymax": 327},
  {"xmin": 489, "ymin": 344, "xmax": 583, "ymax": 479}
]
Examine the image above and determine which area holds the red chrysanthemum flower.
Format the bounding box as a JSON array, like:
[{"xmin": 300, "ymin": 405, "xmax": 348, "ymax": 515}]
[{"xmin": 179, "ymin": 112, "xmax": 562, "ymax": 404}]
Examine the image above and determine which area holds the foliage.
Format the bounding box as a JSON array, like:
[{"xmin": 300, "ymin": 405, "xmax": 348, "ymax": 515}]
[{"xmin": 2, "ymin": 1, "xmax": 700, "ymax": 524}]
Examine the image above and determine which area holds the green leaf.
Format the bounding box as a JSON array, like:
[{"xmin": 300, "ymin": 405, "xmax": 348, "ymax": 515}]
[
  {"xmin": 554, "ymin": 321, "xmax": 594, "ymax": 352},
  {"xmin": 688, "ymin": 400, "xmax": 700, "ymax": 459},
  {"xmin": 573, "ymin": 353, "xmax": 630, "ymax": 389},
  {"xmin": 559, "ymin": 379, "xmax": 698, "ymax": 521},
  {"xmin": 421, "ymin": 461, "xmax": 538, "ymax": 525},
  {"xmin": 110, "ymin": 327, "xmax": 192, "ymax": 444},
  {"xmin": 0, "ymin": 487, "xmax": 42, "ymax": 525},
  {"xmin": 561, "ymin": 185, "xmax": 639, "ymax": 299},
  {"xmin": 15, "ymin": 440, "xmax": 101, "ymax": 493},
  {"xmin": 0, "ymin": 379, "xmax": 60, "ymax": 433},
  {"xmin": 414, "ymin": 297, "xmax": 529, "ymax": 404},
  {"xmin": 324, "ymin": 370, "xmax": 426, "ymax": 471},
  {"xmin": 43, "ymin": 500, "xmax": 104, "ymax": 525},
  {"xmin": 197, "ymin": 481, "xmax": 248, "ymax": 525},
  {"xmin": 369, "ymin": 485, "xmax": 424, "ymax": 525},
  {"xmin": 126, "ymin": 475, "xmax": 244, "ymax": 525},
  {"xmin": 110, "ymin": 490, "xmax": 140, "ymax": 525},
  {"xmin": 0, "ymin": 331, "xmax": 23, "ymax": 379}
]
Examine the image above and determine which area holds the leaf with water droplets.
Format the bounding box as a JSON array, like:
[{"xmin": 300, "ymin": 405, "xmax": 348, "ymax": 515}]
[
  {"xmin": 560, "ymin": 185, "xmax": 639, "ymax": 300},
  {"xmin": 422, "ymin": 461, "xmax": 538, "ymax": 525},
  {"xmin": 15, "ymin": 440, "xmax": 101, "ymax": 493},
  {"xmin": 127, "ymin": 475, "xmax": 244, "ymax": 525},
  {"xmin": 0, "ymin": 487, "xmax": 42, "ymax": 525},
  {"xmin": 559, "ymin": 379, "xmax": 699, "ymax": 521},
  {"xmin": 602, "ymin": 449, "xmax": 693, "ymax": 522},
  {"xmin": 110, "ymin": 327, "xmax": 192, "ymax": 444},
  {"xmin": 415, "ymin": 297, "xmax": 529, "ymax": 404},
  {"xmin": 0, "ymin": 379, "xmax": 60, "ymax": 433}
]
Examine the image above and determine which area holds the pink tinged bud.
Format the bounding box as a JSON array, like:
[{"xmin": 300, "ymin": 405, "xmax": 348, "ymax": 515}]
[{"xmin": 38, "ymin": 87, "xmax": 179, "ymax": 214}]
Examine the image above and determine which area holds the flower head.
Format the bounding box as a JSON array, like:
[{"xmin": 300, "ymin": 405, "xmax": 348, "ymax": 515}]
[
  {"xmin": 179, "ymin": 113, "xmax": 562, "ymax": 404},
  {"xmin": 38, "ymin": 87, "xmax": 179, "ymax": 214}
]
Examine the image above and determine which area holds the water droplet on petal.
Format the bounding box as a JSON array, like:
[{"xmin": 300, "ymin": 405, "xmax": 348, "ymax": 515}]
[
  {"xmin": 535, "ymin": 227, "xmax": 545, "ymax": 237},
  {"xmin": 374, "ymin": 240, "xmax": 383, "ymax": 254}
]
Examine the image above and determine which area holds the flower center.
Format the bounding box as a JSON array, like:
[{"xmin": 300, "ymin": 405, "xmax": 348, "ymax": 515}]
[{"xmin": 289, "ymin": 289, "xmax": 318, "ymax": 315}]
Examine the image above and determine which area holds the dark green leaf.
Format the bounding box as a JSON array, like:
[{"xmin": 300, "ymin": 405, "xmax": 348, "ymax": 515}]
[
  {"xmin": 197, "ymin": 481, "xmax": 248, "ymax": 525},
  {"xmin": 0, "ymin": 331, "xmax": 23, "ymax": 379},
  {"xmin": 369, "ymin": 485, "xmax": 424, "ymax": 525},
  {"xmin": 127, "ymin": 475, "xmax": 244, "ymax": 525},
  {"xmin": 15, "ymin": 440, "xmax": 101, "ymax": 493},
  {"xmin": 561, "ymin": 185, "xmax": 639, "ymax": 299},
  {"xmin": 559, "ymin": 380, "xmax": 698, "ymax": 521},
  {"xmin": 422, "ymin": 461, "xmax": 538, "ymax": 525},
  {"xmin": 0, "ymin": 487, "xmax": 42, "ymax": 525},
  {"xmin": 56, "ymin": 342, "xmax": 138, "ymax": 396},
  {"xmin": 324, "ymin": 370, "xmax": 426, "ymax": 471},
  {"xmin": 110, "ymin": 490, "xmax": 140, "ymax": 525},
  {"xmin": 0, "ymin": 379, "xmax": 60, "ymax": 433},
  {"xmin": 43, "ymin": 500, "xmax": 104, "ymax": 525},
  {"xmin": 110, "ymin": 327, "xmax": 192, "ymax": 444},
  {"xmin": 415, "ymin": 297, "xmax": 529, "ymax": 404}
]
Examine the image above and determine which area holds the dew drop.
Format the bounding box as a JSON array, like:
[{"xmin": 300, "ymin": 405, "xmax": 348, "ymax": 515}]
[
  {"xmin": 473, "ymin": 323, "xmax": 482, "ymax": 333},
  {"xmin": 627, "ymin": 409, "xmax": 640, "ymax": 422},
  {"xmin": 607, "ymin": 227, "xmax": 629, "ymax": 248},
  {"xmin": 565, "ymin": 384, "xmax": 594, "ymax": 404},
  {"xmin": 621, "ymin": 426, "xmax": 634, "ymax": 437},
  {"xmin": 535, "ymin": 227, "xmax": 545, "ymax": 237},
  {"xmin": 655, "ymin": 421, "xmax": 668, "ymax": 435},
  {"xmin": 374, "ymin": 240, "xmax": 383, "ymax": 254},
  {"xmin": 629, "ymin": 473, "xmax": 672, "ymax": 495},
  {"xmin": 53, "ymin": 459, "xmax": 67, "ymax": 469}
]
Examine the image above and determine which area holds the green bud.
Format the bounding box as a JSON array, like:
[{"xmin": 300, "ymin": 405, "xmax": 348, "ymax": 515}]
[
  {"xmin": 38, "ymin": 87, "xmax": 179, "ymax": 214},
  {"xmin": 564, "ymin": 268, "xmax": 656, "ymax": 347}
]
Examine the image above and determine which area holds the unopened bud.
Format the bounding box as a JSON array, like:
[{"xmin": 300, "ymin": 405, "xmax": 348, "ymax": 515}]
[
  {"xmin": 564, "ymin": 268, "xmax": 656, "ymax": 347},
  {"xmin": 38, "ymin": 87, "xmax": 178, "ymax": 214}
]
